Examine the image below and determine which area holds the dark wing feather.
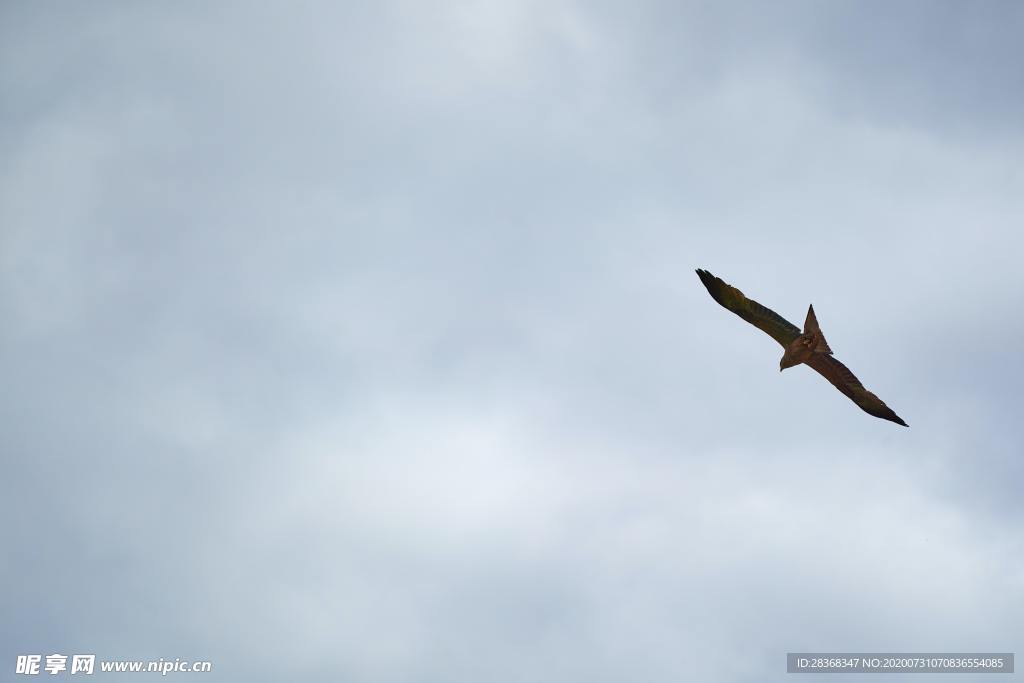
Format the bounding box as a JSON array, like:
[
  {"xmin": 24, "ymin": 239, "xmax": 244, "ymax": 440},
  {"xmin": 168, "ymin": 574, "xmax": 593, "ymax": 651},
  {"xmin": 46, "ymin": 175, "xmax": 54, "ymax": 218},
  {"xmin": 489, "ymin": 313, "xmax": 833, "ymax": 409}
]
[
  {"xmin": 805, "ymin": 353, "xmax": 908, "ymax": 426},
  {"xmin": 696, "ymin": 269, "xmax": 801, "ymax": 348}
]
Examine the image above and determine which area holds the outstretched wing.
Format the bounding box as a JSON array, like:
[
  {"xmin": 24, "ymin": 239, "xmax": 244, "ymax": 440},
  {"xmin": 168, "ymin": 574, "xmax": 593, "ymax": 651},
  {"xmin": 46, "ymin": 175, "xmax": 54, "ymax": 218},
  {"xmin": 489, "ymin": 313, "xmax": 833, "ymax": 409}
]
[
  {"xmin": 696, "ymin": 269, "xmax": 801, "ymax": 348},
  {"xmin": 805, "ymin": 353, "xmax": 908, "ymax": 426}
]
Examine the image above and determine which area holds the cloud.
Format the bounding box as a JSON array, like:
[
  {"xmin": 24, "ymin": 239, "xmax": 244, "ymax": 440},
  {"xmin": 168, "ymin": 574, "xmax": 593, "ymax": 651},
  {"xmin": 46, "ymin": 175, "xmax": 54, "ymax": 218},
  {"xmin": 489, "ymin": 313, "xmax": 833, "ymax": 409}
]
[{"xmin": 2, "ymin": 2, "xmax": 1022, "ymax": 680}]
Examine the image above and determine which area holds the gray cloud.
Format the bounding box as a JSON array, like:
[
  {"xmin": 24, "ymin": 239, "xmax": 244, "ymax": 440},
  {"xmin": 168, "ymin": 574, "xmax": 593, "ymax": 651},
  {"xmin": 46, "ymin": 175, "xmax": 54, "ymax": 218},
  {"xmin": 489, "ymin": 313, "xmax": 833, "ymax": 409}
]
[{"xmin": 2, "ymin": 2, "xmax": 1022, "ymax": 681}]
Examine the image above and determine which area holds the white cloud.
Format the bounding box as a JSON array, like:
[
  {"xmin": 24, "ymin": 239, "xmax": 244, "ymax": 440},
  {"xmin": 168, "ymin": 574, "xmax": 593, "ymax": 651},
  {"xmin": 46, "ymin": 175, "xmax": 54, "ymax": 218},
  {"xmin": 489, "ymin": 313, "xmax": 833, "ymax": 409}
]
[{"xmin": 2, "ymin": 2, "xmax": 1022, "ymax": 680}]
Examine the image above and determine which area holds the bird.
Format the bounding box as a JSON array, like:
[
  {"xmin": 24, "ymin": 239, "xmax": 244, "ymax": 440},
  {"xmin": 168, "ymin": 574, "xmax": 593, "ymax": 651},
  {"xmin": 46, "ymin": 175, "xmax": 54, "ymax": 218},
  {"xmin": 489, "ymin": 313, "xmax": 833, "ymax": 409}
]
[{"xmin": 696, "ymin": 268, "xmax": 908, "ymax": 426}]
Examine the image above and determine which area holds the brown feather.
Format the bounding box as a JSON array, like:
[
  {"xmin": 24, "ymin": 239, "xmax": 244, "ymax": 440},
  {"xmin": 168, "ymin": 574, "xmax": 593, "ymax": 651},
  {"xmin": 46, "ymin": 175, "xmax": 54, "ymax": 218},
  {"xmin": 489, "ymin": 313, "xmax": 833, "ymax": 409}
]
[
  {"xmin": 695, "ymin": 269, "xmax": 801, "ymax": 348},
  {"xmin": 803, "ymin": 305, "xmax": 820, "ymax": 334},
  {"xmin": 805, "ymin": 354, "xmax": 908, "ymax": 426}
]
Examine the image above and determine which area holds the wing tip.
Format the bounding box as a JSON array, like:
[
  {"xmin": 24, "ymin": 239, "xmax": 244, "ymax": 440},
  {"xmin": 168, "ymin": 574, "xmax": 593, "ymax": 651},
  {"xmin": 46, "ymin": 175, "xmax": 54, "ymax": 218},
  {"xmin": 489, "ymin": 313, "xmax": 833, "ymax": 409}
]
[
  {"xmin": 883, "ymin": 410, "xmax": 909, "ymax": 427},
  {"xmin": 695, "ymin": 268, "xmax": 718, "ymax": 292}
]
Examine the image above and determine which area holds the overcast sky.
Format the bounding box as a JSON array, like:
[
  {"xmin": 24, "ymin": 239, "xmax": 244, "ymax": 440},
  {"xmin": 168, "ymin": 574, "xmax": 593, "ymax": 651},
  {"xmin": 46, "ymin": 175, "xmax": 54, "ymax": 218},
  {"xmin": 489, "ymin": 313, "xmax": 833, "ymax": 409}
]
[{"xmin": 2, "ymin": 2, "xmax": 1023, "ymax": 681}]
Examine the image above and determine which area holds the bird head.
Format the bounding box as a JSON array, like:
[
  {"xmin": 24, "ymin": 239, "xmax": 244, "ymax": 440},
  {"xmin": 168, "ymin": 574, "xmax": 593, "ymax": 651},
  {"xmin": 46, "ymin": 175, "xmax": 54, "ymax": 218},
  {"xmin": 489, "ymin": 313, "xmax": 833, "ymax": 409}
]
[{"xmin": 780, "ymin": 333, "xmax": 816, "ymax": 371}]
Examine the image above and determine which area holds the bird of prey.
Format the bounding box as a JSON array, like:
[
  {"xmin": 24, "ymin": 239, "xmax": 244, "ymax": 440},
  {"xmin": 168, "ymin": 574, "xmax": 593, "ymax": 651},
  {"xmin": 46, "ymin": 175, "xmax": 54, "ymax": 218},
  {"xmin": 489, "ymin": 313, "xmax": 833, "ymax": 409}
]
[{"xmin": 696, "ymin": 269, "xmax": 908, "ymax": 426}]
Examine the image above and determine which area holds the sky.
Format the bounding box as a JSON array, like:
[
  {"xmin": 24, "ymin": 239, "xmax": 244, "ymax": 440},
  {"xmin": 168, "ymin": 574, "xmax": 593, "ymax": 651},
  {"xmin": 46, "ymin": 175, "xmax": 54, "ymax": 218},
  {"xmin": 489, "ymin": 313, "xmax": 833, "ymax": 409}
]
[{"xmin": 2, "ymin": 2, "xmax": 1023, "ymax": 681}]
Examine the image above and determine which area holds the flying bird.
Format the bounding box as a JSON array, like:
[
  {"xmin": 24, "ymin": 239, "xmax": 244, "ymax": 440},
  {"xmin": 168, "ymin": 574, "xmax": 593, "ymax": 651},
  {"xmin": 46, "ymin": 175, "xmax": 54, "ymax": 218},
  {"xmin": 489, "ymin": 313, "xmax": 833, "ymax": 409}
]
[{"xmin": 696, "ymin": 269, "xmax": 908, "ymax": 426}]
